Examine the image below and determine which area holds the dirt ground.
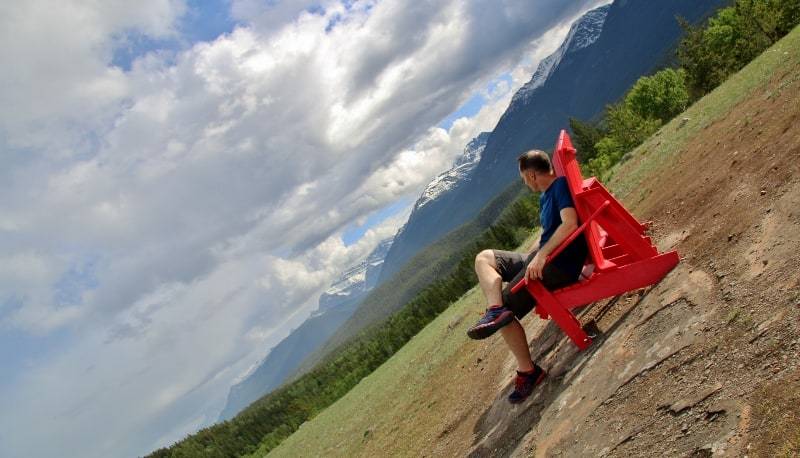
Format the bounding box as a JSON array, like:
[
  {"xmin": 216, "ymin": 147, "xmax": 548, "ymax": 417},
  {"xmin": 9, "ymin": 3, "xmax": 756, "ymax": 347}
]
[{"xmin": 376, "ymin": 47, "xmax": 800, "ymax": 458}]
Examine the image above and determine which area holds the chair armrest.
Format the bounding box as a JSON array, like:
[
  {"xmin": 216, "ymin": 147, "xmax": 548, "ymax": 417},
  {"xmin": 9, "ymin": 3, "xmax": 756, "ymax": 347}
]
[{"xmin": 510, "ymin": 200, "xmax": 610, "ymax": 294}]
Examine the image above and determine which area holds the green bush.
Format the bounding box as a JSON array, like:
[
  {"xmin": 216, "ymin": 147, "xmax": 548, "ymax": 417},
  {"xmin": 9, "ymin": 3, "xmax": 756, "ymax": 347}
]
[
  {"xmin": 568, "ymin": 117, "xmax": 606, "ymax": 164},
  {"xmin": 583, "ymin": 73, "xmax": 677, "ymax": 177},
  {"xmin": 625, "ymin": 68, "xmax": 689, "ymax": 122}
]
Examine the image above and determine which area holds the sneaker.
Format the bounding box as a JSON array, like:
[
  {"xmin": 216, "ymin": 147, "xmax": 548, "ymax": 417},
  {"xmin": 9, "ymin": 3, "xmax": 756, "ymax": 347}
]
[
  {"xmin": 508, "ymin": 364, "xmax": 546, "ymax": 404},
  {"xmin": 466, "ymin": 306, "xmax": 515, "ymax": 340}
]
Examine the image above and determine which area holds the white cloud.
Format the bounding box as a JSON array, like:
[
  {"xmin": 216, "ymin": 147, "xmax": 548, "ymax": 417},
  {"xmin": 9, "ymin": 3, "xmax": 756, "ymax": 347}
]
[{"xmin": 0, "ymin": 1, "xmax": 606, "ymax": 456}]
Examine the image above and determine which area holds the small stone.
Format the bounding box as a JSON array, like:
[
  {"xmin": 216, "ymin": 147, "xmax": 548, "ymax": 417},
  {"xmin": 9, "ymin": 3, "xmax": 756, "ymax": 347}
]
[
  {"xmin": 727, "ymin": 234, "xmax": 735, "ymax": 241},
  {"xmin": 760, "ymin": 190, "xmax": 767, "ymax": 196}
]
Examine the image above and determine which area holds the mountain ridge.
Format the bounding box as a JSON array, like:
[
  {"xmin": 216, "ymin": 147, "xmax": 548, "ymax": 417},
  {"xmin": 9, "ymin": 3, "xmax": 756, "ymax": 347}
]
[{"xmin": 217, "ymin": 236, "xmax": 393, "ymax": 421}]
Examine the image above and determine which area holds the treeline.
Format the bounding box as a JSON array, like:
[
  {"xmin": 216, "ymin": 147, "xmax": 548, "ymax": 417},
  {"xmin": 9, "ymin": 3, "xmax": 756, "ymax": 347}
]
[
  {"xmin": 148, "ymin": 189, "xmax": 539, "ymax": 457},
  {"xmin": 571, "ymin": 0, "xmax": 800, "ymax": 179}
]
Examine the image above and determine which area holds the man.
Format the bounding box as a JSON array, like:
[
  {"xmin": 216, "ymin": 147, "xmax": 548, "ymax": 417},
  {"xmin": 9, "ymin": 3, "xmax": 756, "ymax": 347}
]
[{"xmin": 466, "ymin": 149, "xmax": 588, "ymax": 404}]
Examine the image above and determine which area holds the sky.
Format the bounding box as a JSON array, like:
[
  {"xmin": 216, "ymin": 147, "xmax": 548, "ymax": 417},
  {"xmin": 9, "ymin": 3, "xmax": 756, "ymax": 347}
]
[{"xmin": 0, "ymin": 0, "xmax": 607, "ymax": 456}]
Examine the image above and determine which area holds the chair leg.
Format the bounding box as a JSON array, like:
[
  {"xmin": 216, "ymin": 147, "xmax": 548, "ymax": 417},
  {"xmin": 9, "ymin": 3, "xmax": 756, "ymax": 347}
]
[{"xmin": 529, "ymin": 282, "xmax": 593, "ymax": 350}]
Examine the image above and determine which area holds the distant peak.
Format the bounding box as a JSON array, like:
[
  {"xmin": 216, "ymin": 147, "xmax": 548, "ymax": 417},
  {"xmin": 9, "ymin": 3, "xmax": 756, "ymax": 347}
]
[
  {"xmin": 511, "ymin": 4, "xmax": 610, "ymax": 105},
  {"xmin": 411, "ymin": 132, "xmax": 490, "ymax": 213}
]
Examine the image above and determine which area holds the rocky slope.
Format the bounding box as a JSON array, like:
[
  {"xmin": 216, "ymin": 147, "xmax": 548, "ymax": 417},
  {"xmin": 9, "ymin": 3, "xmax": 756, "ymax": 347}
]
[{"xmin": 217, "ymin": 237, "xmax": 393, "ymax": 421}]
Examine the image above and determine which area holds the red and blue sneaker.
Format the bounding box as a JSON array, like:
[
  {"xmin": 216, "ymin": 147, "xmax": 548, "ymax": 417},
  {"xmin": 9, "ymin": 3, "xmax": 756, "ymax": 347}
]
[
  {"xmin": 466, "ymin": 305, "xmax": 515, "ymax": 340},
  {"xmin": 508, "ymin": 364, "xmax": 546, "ymax": 404}
]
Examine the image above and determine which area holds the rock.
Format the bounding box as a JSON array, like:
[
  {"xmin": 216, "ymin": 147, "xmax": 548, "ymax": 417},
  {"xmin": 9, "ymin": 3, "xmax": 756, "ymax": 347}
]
[
  {"xmin": 760, "ymin": 189, "xmax": 767, "ymax": 196},
  {"xmin": 669, "ymin": 383, "xmax": 723, "ymax": 414}
]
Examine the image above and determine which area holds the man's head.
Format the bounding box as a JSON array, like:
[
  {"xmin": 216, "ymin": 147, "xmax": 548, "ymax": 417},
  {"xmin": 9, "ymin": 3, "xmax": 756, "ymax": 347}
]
[{"xmin": 518, "ymin": 149, "xmax": 554, "ymax": 192}]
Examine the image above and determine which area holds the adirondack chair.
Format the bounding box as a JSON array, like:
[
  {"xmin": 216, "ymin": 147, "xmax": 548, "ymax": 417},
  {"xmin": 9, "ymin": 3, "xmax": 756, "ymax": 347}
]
[{"xmin": 510, "ymin": 130, "xmax": 680, "ymax": 350}]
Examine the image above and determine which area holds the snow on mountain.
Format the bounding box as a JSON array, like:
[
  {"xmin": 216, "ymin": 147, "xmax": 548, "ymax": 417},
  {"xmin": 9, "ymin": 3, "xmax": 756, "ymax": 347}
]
[
  {"xmin": 315, "ymin": 236, "xmax": 394, "ymax": 315},
  {"xmin": 412, "ymin": 132, "xmax": 490, "ymax": 213},
  {"xmin": 512, "ymin": 4, "xmax": 610, "ymax": 105}
]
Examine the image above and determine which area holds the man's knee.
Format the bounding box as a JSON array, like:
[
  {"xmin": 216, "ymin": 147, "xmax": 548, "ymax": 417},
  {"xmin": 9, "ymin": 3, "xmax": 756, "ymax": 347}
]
[{"xmin": 475, "ymin": 249, "xmax": 496, "ymax": 271}]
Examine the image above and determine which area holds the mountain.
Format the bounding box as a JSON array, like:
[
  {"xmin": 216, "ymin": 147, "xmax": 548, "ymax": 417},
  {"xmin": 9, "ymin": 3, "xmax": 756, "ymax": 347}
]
[
  {"xmin": 316, "ymin": 237, "xmax": 393, "ymax": 316},
  {"xmin": 511, "ymin": 4, "xmax": 609, "ymax": 106},
  {"xmin": 378, "ymin": 132, "xmax": 489, "ymax": 281},
  {"xmin": 378, "ymin": 0, "xmax": 726, "ymax": 283},
  {"xmin": 217, "ymin": 236, "xmax": 393, "ymax": 421},
  {"xmin": 412, "ymin": 132, "xmax": 490, "ymax": 213}
]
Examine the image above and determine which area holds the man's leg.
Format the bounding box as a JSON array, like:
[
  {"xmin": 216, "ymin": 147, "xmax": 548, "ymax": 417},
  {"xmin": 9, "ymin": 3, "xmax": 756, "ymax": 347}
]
[
  {"xmin": 474, "ymin": 249, "xmax": 502, "ymax": 305},
  {"xmin": 471, "ymin": 250, "xmax": 534, "ymax": 374},
  {"xmin": 499, "ymin": 320, "xmax": 534, "ymax": 372},
  {"xmin": 470, "ymin": 249, "xmax": 546, "ymax": 403},
  {"xmin": 467, "ymin": 250, "xmax": 518, "ymax": 339}
]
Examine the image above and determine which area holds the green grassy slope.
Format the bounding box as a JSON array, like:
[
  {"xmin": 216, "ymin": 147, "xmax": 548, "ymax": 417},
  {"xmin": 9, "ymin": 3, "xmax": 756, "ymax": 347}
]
[
  {"xmin": 265, "ymin": 25, "xmax": 800, "ymax": 458},
  {"xmin": 289, "ymin": 181, "xmax": 525, "ymax": 378}
]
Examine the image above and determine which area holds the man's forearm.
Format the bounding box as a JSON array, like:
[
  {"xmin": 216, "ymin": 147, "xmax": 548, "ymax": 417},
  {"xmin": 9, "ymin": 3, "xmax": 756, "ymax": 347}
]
[{"xmin": 538, "ymin": 222, "xmax": 577, "ymax": 259}]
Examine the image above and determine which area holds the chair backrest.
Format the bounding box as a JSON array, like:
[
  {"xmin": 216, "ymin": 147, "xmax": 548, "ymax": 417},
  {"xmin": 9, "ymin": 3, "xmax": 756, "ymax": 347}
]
[{"xmin": 552, "ymin": 130, "xmax": 610, "ymax": 271}]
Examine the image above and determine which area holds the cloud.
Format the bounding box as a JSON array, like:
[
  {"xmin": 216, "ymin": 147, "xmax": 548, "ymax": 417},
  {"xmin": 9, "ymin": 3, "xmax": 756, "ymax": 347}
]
[{"xmin": 0, "ymin": 1, "xmax": 606, "ymax": 456}]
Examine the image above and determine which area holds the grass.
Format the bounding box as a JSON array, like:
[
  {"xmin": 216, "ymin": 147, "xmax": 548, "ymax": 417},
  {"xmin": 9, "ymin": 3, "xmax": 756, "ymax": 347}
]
[
  {"xmin": 290, "ymin": 182, "xmax": 525, "ymax": 378},
  {"xmin": 260, "ymin": 25, "xmax": 800, "ymax": 458},
  {"xmin": 257, "ymin": 233, "xmax": 538, "ymax": 458},
  {"xmin": 252, "ymin": 287, "xmax": 481, "ymax": 457},
  {"xmin": 778, "ymin": 429, "xmax": 800, "ymax": 457},
  {"xmin": 609, "ymin": 26, "xmax": 800, "ymax": 203}
]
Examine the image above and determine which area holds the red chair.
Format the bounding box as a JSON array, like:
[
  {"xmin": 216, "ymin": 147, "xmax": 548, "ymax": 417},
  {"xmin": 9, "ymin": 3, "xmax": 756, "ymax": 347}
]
[{"xmin": 510, "ymin": 130, "xmax": 679, "ymax": 350}]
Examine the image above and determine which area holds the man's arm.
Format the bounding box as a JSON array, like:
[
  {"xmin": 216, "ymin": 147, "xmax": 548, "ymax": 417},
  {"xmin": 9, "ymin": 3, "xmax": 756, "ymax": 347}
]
[{"xmin": 526, "ymin": 207, "xmax": 579, "ymax": 280}]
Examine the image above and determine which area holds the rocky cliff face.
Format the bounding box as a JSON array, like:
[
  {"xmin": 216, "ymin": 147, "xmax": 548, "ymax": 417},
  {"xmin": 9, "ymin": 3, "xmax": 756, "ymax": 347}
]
[
  {"xmin": 218, "ymin": 236, "xmax": 393, "ymax": 421},
  {"xmin": 378, "ymin": 0, "xmax": 725, "ymax": 283}
]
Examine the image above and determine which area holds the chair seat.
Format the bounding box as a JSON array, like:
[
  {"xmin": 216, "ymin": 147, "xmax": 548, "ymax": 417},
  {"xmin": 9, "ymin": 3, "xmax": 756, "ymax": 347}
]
[{"xmin": 553, "ymin": 251, "xmax": 680, "ymax": 309}]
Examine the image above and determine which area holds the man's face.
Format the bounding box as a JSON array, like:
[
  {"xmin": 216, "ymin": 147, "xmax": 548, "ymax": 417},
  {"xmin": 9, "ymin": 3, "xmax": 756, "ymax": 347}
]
[{"xmin": 520, "ymin": 168, "xmax": 538, "ymax": 192}]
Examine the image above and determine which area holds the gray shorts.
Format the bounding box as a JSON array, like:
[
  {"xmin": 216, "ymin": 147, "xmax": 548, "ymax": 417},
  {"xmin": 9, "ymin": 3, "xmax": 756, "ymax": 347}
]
[{"xmin": 494, "ymin": 249, "xmax": 579, "ymax": 319}]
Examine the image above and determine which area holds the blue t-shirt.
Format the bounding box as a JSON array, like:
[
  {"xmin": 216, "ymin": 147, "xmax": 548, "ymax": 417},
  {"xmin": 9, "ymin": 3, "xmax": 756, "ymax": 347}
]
[{"xmin": 539, "ymin": 176, "xmax": 589, "ymax": 280}]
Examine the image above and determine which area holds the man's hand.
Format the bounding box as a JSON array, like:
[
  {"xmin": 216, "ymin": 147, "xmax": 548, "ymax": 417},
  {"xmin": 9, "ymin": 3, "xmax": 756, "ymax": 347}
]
[{"xmin": 526, "ymin": 251, "xmax": 547, "ymax": 281}]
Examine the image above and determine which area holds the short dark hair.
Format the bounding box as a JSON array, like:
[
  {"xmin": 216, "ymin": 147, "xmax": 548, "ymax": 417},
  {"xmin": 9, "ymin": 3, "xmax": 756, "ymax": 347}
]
[{"xmin": 517, "ymin": 149, "xmax": 552, "ymax": 173}]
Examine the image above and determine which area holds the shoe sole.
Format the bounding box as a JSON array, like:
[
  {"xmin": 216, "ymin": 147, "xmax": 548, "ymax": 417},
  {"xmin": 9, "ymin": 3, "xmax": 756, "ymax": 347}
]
[
  {"xmin": 508, "ymin": 370, "xmax": 547, "ymax": 404},
  {"xmin": 466, "ymin": 312, "xmax": 515, "ymax": 340}
]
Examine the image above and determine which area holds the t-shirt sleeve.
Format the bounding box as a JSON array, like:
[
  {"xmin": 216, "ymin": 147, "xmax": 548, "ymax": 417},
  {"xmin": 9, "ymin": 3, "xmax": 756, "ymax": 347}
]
[{"xmin": 554, "ymin": 178, "xmax": 575, "ymax": 211}]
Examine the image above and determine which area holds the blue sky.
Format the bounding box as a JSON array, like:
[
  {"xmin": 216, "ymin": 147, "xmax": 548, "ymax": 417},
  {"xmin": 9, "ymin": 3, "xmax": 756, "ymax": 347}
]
[
  {"xmin": 112, "ymin": 0, "xmax": 238, "ymax": 70},
  {"xmin": 342, "ymin": 197, "xmax": 412, "ymax": 245}
]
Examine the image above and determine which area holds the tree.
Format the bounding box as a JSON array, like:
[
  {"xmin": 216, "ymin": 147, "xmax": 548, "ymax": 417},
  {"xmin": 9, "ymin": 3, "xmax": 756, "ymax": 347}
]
[
  {"xmin": 625, "ymin": 68, "xmax": 689, "ymax": 122},
  {"xmin": 568, "ymin": 117, "xmax": 606, "ymax": 164}
]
